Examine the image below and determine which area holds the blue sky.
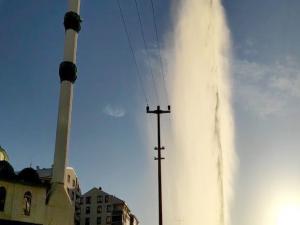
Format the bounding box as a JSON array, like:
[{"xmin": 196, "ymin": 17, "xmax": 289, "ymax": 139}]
[
  {"xmin": 225, "ymin": 0, "xmax": 300, "ymax": 225},
  {"xmin": 1, "ymin": 1, "xmax": 300, "ymax": 225}
]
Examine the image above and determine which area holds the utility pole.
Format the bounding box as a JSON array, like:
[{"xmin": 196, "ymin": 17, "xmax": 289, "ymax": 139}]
[{"xmin": 146, "ymin": 105, "xmax": 171, "ymax": 225}]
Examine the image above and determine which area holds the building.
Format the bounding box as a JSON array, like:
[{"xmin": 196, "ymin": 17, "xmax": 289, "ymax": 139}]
[
  {"xmin": 0, "ymin": 152, "xmax": 75, "ymax": 225},
  {"xmin": 79, "ymin": 188, "xmax": 139, "ymax": 225},
  {"xmin": 0, "ymin": 148, "xmax": 80, "ymax": 225},
  {"xmin": 0, "ymin": 160, "xmax": 49, "ymax": 225},
  {"xmin": 36, "ymin": 167, "xmax": 81, "ymax": 205},
  {"xmin": 36, "ymin": 166, "xmax": 82, "ymax": 225},
  {"xmin": 0, "ymin": 147, "xmax": 9, "ymax": 161}
]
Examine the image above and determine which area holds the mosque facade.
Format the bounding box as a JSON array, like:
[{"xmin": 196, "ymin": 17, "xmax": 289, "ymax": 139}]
[
  {"xmin": 0, "ymin": 159, "xmax": 73, "ymax": 225},
  {"xmin": 0, "ymin": 159, "xmax": 49, "ymax": 225}
]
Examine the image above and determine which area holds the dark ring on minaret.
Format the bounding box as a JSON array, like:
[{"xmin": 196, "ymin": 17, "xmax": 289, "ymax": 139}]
[
  {"xmin": 59, "ymin": 61, "xmax": 77, "ymax": 83},
  {"xmin": 64, "ymin": 11, "xmax": 82, "ymax": 32}
]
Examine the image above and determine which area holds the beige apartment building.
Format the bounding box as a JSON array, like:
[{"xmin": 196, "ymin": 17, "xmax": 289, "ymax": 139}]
[{"xmin": 79, "ymin": 188, "xmax": 138, "ymax": 225}]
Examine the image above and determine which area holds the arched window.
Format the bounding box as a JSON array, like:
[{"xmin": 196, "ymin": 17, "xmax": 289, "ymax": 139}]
[
  {"xmin": 0, "ymin": 187, "xmax": 6, "ymax": 211},
  {"xmin": 24, "ymin": 191, "xmax": 32, "ymax": 216}
]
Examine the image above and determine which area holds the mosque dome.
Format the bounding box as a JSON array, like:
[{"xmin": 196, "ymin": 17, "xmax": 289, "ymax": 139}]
[
  {"xmin": 18, "ymin": 167, "xmax": 41, "ymax": 184},
  {"xmin": 0, "ymin": 160, "xmax": 15, "ymax": 180},
  {"xmin": 0, "ymin": 146, "xmax": 9, "ymax": 161}
]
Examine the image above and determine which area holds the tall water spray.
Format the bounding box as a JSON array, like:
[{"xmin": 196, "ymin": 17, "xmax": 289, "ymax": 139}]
[{"xmin": 163, "ymin": 1, "xmax": 235, "ymax": 225}]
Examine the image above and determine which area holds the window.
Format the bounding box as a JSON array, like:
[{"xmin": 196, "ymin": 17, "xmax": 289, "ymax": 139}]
[
  {"xmin": 24, "ymin": 191, "xmax": 32, "ymax": 216},
  {"xmin": 97, "ymin": 217, "xmax": 101, "ymax": 225},
  {"xmin": 76, "ymin": 207, "xmax": 81, "ymax": 215},
  {"xmin": 71, "ymin": 191, "xmax": 75, "ymax": 201},
  {"xmin": 112, "ymin": 216, "xmax": 122, "ymax": 223},
  {"xmin": 86, "ymin": 196, "xmax": 91, "ymax": 204},
  {"xmin": 105, "ymin": 195, "xmax": 109, "ymax": 203},
  {"xmin": 97, "ymin": 205, "xmax": 102, "ymax": 213},
  {"xmin": 67, "ymin": 175, "xmax": 71, "ymax": 183},
  {"xmin": 72, "ymin": 179, "xmax": 75, "ymax": 187},
  {"xmin": 106, "ymin": 205, "xmax": 112, "ymax": 212},
  {"xmin": 86, "ymin": 206, "xmax": 90, "ymax": 214},
  {"xmin": 97, "ymin": 195, "xmax": 103, "ymax": 203},
  {"xmin": 85, "ymin": 217, "xmax": 90, "ymax": 225},
  {"xmin": 0, "ymin": 187, "xmax": 6, "ymax": 212},
  {"xmin": 106, "ymin": 216, "xmax": 111, "ymax": 224}
]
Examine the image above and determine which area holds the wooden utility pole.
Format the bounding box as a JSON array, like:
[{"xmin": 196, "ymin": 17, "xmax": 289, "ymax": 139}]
[{"xmin": 146, "ymin": 105, "xmax": 171, "ymax": 225}]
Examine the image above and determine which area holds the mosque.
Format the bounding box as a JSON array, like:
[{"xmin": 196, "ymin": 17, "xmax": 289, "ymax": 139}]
[
  {"xmin": 0, "ymin": 146, "xmax": 81, "ymax": 225},
  {"xmin": 0, "ymin": 0, "xmax": 82, "ymax": 224}
]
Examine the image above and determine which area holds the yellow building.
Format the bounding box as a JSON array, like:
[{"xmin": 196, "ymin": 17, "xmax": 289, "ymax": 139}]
[
  {"xmin": 0, "ymin": 155, "xmax": 74, "ymax": 225},
  {"xmin": 0, "ymin": 161, "xmax": 48, "ymax": 225}
]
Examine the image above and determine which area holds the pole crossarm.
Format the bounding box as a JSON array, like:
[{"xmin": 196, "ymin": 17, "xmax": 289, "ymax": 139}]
[
  {"xmin": 146, "ymin": 105, "xmax": 171, "ymax": 114},
  {"xmin": 146, "ymin": 105, "xmax": 171, "ymax": 225}
]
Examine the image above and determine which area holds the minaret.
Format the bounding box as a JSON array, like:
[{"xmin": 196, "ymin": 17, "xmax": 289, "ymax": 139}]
[{"xmin": 52, "ymin": 0, "xmax": 81, "ymax": 185}]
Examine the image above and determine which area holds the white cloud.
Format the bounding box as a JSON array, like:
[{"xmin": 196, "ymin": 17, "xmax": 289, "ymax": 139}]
[
  {"xmin": 233, "ymin": 56, "xmax": 300, "ymax": 117},
  {"xmin": 103, "ymin": 105, "xmax": 126, "ymax": 118}
]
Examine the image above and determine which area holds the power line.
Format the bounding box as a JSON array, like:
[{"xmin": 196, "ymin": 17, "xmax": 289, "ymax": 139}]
[
  {"xmin": 149, "ymin": 0, "xmax": 169, "ymax": 103},
  {"xmin": 133, "ymin": 0, "xmax": 159, "ymax": 105},
  {"xmin": 116, "ymin": 0, "xmax": 149, "ymax": 105}
]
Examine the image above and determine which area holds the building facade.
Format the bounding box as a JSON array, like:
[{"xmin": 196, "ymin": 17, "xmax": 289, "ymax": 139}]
[
  {"xmin": 79, "ymin": 188, "xmax": 138, "ymax": 225},
  {"xmin": 36, "ymin": 167, "xmax": 81, "ymax": 225},
  {"xmin": 0, "ymin": 161, "xmax": 48, "ymax": 225},
  {"xmin": 0, "ymin": 159, "xmax": 73, "ymax": 225}
]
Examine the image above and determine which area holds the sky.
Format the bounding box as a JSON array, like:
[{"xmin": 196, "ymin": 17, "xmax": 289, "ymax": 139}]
[
  {"xmin": 224, "ymin": 1, "xmax": 300, "ymax": 225},
  {"xmin": 1, "ymin": 1, "xmax": 300, "ymax": 225}
]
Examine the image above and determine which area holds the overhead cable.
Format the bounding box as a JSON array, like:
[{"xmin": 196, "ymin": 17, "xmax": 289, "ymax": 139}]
[
  {"xmin": 149, "ymin": 0, "xmax": 169, "ymax": 103},
  {"xmin": 116, "ymin": 0, "xmax": 149, "ymax": 105},
  {"xmin": 133, "ymin": 0, "xmax": 160, "ymax": 105}
]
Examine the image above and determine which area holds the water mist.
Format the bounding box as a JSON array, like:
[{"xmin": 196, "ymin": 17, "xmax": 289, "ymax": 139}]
[{"xmin": 163, "ymin": 1, "xmax": 236, "ymax": 225}]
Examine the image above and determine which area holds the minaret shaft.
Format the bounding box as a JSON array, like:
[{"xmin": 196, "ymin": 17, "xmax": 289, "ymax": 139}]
[
  {"xmin": 52, "ymin": 0, "xmax": 81, "ymax": 184},
  {"xmin": 64, "ymin": 30, "xmax": 78, "ymax": 62},
  {"xmin": 52, "ymin": 82, "xmax": 73, "ymax": 184}
]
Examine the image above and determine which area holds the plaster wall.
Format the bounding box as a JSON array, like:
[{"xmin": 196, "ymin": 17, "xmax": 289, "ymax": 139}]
[{"xmin": 0, "ymin": 180, "xmax": 47, "ymax": 225}]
